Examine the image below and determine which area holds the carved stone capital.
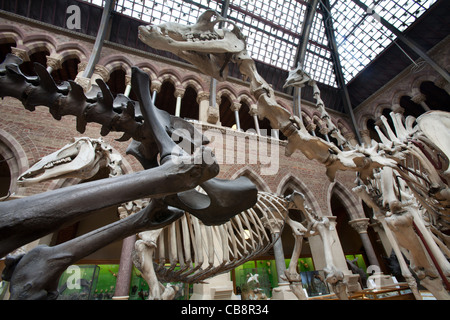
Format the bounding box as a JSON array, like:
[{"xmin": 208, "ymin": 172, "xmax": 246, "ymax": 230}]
[
  {"xmin": 306, "ymin": 123, "xmax": 317, "ymax": 132},
  {"xmin": 319, "ymin": 126, "xmax": 329, "ymax": 136},
  {"xmin": 411, "ymin": 93, "xmax": 426, "ymax": 104},
  {"xmin": 391, "ymin": 104, "xmax": 404, "ymax": 114},
  {"xmin": 151, "ymin": 80, "xmax": 162, "ymax": 93},
  {"xmin": 230, "ymin": 102, "xmax": 241, "ymax": 112},
  {"xmin": 125, "ymin": 75, "xmax": 132, "ymax": 87},
  {"xmin": 174, "ymin": 87, "xmax": 185, "ymax": 98},
  {"xmin": 359, "ymin": 129, "xmax": 371, "ymax": 138},
  {"xmin": 196, "ymin": 91, "xmax": 210, "ymax": 103},
  {"xmin": 93, "ymin": 65, "xmax": 110, "ymax": 82},
  {"xmin": 77, "ymin": 61, "xmax": 88, "ymax": 73},
  {"xmin": 11, "ymin": 47, "xmax": 30, "ymax": 62},
  {"xmin": 248, "ymin": 104, "xmax": 258, "ymax": 116},
  {"xmin": 207, "ymin": 106, "xmax": 220, "ymax": 124},
  {"xmin": 46, "ymin": 56, "xmax": 63, "ymax": 71},
  {"xmin": 74, "ymin": 76, "xmax": 91, "ymax": 92},
  {"xmin": 349, "ymin": 218, "xmax": 370, "ymax": 234}
]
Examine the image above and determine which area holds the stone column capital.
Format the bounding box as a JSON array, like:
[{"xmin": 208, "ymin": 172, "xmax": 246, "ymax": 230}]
[
  {"xmin": 46, "ymin": 56, "xmax": 63, "ymax": 71},
  {"xmin": 349, "ymin": 218, "xmax": 370, "ymax": 234},
  {"xmin": 248, "ymin": 104, "xmax": 258, "ymax": 116},
  {"xmin": 11, "ymin": 47, "xmax": 30, "ymax": 62},
  {"xmin": 230, "ymin": 101, "xmax": 241, "ymax": 112},
  {"xmin": 196, "ymin": 91, "xmax": 210, "ymax": 103},
  {"xmin": 151, "ymin": 80, "xmax": 162, "ymax": 93},
  {"xmin": 174, "ymin": 87, "xmax": 185, "ymax": 98}
]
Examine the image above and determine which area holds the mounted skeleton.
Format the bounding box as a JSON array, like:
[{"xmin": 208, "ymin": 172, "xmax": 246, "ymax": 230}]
[
  {"xmin": 138, "ymin": 9, "xmax": 450, "ymax": 299},
  {"xmin": 0, "ymin": 54, "xmax": 260, "ymax": 299},
  {"xmin": 17, "ymin": 136, "xmax": 320, "ymax": 300}
]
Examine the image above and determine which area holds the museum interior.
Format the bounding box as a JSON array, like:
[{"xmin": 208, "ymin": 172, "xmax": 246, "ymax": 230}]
[{"xmin": 0, "ymin": 0, "xmax": 449, "ymax": 301}]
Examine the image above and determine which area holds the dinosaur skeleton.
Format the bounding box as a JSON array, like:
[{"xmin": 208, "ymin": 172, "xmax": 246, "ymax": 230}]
[
  {"xmin": 351, "ymin": 112, "xmax": 450, "ymax": 299},
  {"xmin": 139, "ymin": 12, "xmax": 450, "ymax": 299},
  {"xmin": 17, "ymin": 136, "xmax": 319, "ymax": 300},
  {"xmin": 0, "ymin": 55, "xmax": 261, "ymax": 299},
  {"xmin": 138, "ymin": 10, "xmax": 396, "ymax": 183}
]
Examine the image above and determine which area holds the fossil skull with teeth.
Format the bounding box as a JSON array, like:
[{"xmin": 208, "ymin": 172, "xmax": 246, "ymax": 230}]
[
  {"xmin": 18, "ymin": 137, "xmax": 121, "ymax": 186},
  {"xmin": 138, "ymin": 10, "xmax": 246, "ymax": 80}
]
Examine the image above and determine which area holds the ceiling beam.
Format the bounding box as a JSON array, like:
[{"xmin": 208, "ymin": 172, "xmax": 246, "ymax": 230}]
[{"xmin": 320, "ymin": 0, "xmax": 362, "ymax": 144}]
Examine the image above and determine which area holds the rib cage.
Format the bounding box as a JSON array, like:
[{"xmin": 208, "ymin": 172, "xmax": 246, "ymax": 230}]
[{"xmin": 151, "ymin": 192, "xmax": 288, "ymax": 283}]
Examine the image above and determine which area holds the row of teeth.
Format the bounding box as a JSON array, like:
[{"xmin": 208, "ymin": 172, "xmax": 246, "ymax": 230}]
[
  {"xmin": 184, "ymin": 33, "xmax": 220, "ymax": 41},
  {"xmin": 43, "ymin": 157, "xmax": 72, "ymax": 169}
]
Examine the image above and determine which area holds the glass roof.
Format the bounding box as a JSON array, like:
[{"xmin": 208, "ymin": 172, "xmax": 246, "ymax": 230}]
[{"xmin": 82, "ymin": 0, "xmax": 437, "ymax": 88}]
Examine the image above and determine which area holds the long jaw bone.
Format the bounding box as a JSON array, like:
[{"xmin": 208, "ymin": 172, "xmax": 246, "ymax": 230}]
[
  {"xmin": 17, "ymin": 138, "xmax": 99, "ymax": 186},
  {"xmin": 138, "ymin": 10, "xmax": 246, "ymax": 80}
]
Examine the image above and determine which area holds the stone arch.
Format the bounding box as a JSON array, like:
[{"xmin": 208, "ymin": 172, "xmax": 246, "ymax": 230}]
[
  {"xmin": 276, "ymin": 174, "xmax": 322, "ymax": 216},
  {"xmin": 22, "ymin": 33, "xmax": 57, "ymax": 56},
  {"xmin": 158, "ymin": 69, "xmax": 183, "ymax": 88},
  {"xmin": 237, "ymin": 92, "xmax": 256, "ymax": 107},
  {"xmin": 327, "ymin": 181, "xmax": 362, "ymax": 220},
  {"xmin": 0, "ymin": 24, "xmax": 25, "ymax": 45},
  {"xmin": 231, "ymin": 166, "xmax": 271, "ymax": 192},
  {"xmin": 0, "ymin": 128, "xmax": 29, "ymax": 196},
  {"xmin": 55, "ymin": 41, "xmax": 89, "ymax": 62},
  {"xmin": 216, "ymin": 86, "xmax": 238, "ymax": 103},
  {"xmin": 135, "ymin": 62, "xmax": 159, "ymax": 82},
  {"xmin": 181, "ymin": 75, "xmax": 205, "ymax": 93},
  {"xmin": 99, "ymin": 55, "xmax": 134, "ymax": 77}
]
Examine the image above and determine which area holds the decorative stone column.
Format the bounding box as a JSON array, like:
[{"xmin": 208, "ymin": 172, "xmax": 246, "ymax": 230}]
[
  {"xmin": 74, "ymin": 63, "xmax": 109, "ymax": 92},
  {"xmin": 411, "ymin": 93, "xmax": 431, "ymax": 111},
  {"xmin": 46, "ymin": 55, "xmax": 63, "ymax": 74},
  {"xmin": 151, "ymin": 80, "xmax": 162, "ymax": 104},
  {"xmin": 113, "ymin": 200, "xmax": 146, "ymax": 300},
  {"xmin": 262, "ymin": 215, "xmax": 298, "ymax": 300},
  {"xmin": 230, "ymin": 101, "xmax": 241, "ymax": 131},
  {"xmin": 359, "ymin": 129, "xmax": 372, "ymax": 146},
  {"xmin": 249, "ymin": 104, "xmax": 261, "ymax": 135},
  {"xmin": 124, "ymin": 75, "xmax": 132, "ymax": 97},
  {"xmin": 349, "ymin": 218, "xmax": 380, "ymax": 268},
  {"xmin": 11, "ymin": 47, "xmax": 30, "ymax": 62},
  {"xmin": 174, "ymin": 87, "xmax": 185, "ymax": 117},
  {"xmin": 197, "ymin": 91, "xmax": 210, "ymax": 123}
]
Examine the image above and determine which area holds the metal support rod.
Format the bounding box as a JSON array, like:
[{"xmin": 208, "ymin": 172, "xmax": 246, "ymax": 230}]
[
  {"xmin": 291, "ymin": 0, "xmax": 320, "ymax": 117},
  {"xmin": 320, "ymin": 0, "xmax": 362, "ymax": 144},
  {"xmin": 350, "ymin": 0, "xmax": 450, "ymax": 84},
  {"xmin": 83, "ymin": 0, "xmax": 116, "ymax": 78},
  {"xmin": 234, "ymin": 110, "xmax": 241, "ymax": 131}
]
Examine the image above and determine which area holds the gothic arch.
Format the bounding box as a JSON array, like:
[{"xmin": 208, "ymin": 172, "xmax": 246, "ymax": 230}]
[
  {"xmin": 327, "ymin": 181, "xmax": 362, "ymax": 220},
  {"xmin": 181, "ymin": 75, "xmax": 205, "ymax": 93},
  {"xmin": 276, "ymin": 174, "xmax": 322, "ymax": 216},
  {"xmin": 231, "ymin": 166, "xmax": 271, "ymax": 192},
  {"xmin": 0, "ymin": 24, "xmax": 24, "ymax": 44},
  {"xmin": 22, "ymin": 33, "xmax": 57, "ymax": 56},
  {"xmin": 135, "ymin": 62, "xmax": 159, "ymax": 82},
  {"xmin": 56, "ymin": 41, "xmax": 89, "ymax": 62},
  {"xmin": 158, "ymin": 69, "xmax": 182, "ymax": 88},
  {"xmin": 100, "ymin": 55, "xmax": 134, "ymax": 77},
  {"xmin": 216, "ymin": 86, "xmax": 238, "ymax": 103},
  {"xmin": 0, "ymin": 128, "xmax": 29, "ymax": 196}
]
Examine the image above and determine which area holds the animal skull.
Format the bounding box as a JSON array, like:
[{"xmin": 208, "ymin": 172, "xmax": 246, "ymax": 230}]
[
  {"xmin": 283, "ymin": 64, "xmax": 313, "ymax": 88},
  {"xmin": 17, "ymin": 137, "xmax": 105, "ymax": 186},
  {"xmin": 138, "ymin": 10, "xmax": 246, "ymax": 80}
]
